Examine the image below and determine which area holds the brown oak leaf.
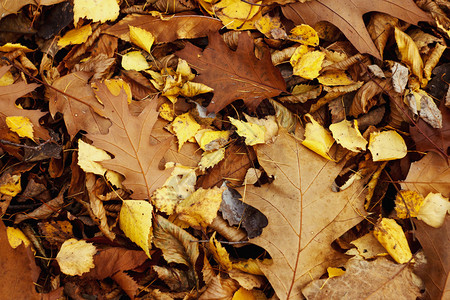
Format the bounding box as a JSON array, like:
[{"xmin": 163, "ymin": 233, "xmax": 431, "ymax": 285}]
[
  {"xmin": 282, "ymin": 0, "xmax": 432, "ymax": 60},
  {"xmin": 176, "ymin": 32, "xmax": 286, "ymax": 113}
]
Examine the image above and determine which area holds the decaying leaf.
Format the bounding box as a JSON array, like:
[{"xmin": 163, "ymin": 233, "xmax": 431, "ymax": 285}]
[
  {"xmin": 56, "ymin": 238, "xmax": 96, "ymax": 276},
  {"xmin": 373, "ymin": 218, "xmax": 413, "ymax": 264}
]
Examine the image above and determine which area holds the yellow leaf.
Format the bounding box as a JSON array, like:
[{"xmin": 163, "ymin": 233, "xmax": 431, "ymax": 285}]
[
  {"xmin": 423, "ymin": 43, "xmax": 446, "ymax": 81},
  {"xmin": 289, "ymin": 45, "xmax": 309, "ymax": 68},
  {"xmin": 232, "ymin": 258, "xmax": 266, "ymax": 275},
  {"xmin": 368, "ymin": 130, "xmax": 407, "ymax": 161},
  {"xmin": 129, "ymin": 25, "xmax": 155, "ymax": 53},
  {"xmin": 395, "ymin": 190, "xmax": 424, "ymax": 219},
  {"xmin": 329, "ymin": 119, "xmax": 367, "ymax": 152},
  {"xmin": 172, "ymin": 113, "xmax": 201, "ymax": 151},
  {"xmin": 195, "ymin": 130, "xmax": 230, "ymax": 151},
  {"xmin": 56, "ymin": 239, "xmax": 96, "ymax": 276},
  {"xmin": 0, "ymin": 70, "xmax": 14, "ymax": 86},
  {"xmin": 176, "ymin": 59, "xmax": 195, "ymax": 81},
  {"xmin": 58, "ymin": 24, "xmax": 92, "ymax": 48},
  {"xmin": 327, "ymin": 267, "xmax": 345, "ymax": 278},
  {"xmin": 122, "ymin": 51, "xmax": 149, "ymax": 71},
  {"xmin": 289, "ymin": 24, "xmax": 319, "ymax": 46},
  {"xmin": 6, "ymin": 116, "xmax": 34, "ymax": 140},
  {"xmin": 302, "ymin": 114, "xmax": 335, "ymax": 161},
  {"xmin": 181, "ymin": 81, "xmax": 213, "ymax": 97},
  {"xmin": 158, "ymin": 103, "xmax": 174, "ymax": 121},
  {"xmin": 245, "ymin": 114, "xmax": 279, "ymax": 143},
  {"xmin": 73, "ymin": 0, "xmax": 119, "ymax": 26},
  {"xmin": 232, "ymin": 287, "xmax": 256, "ymax": 300},
  {"xmin": 214, "ymin": 0, "xmax": 261, "ymax": 30},
  {"xmin": 317, "ymin": 71, "xmax": 355, "ymax": 86},
  {"xmin": 120, "ymin": 200, "xmax": 153, "ymax": 258},
  {"xmin": 292, "ymin": 50, "xmax": 325, "ymax": 80},
  {"xmin": 209, "ymin": 231, "xmax": 232, "ymax": 270},
  {"xmin": 373, "ymin": 218, "xmax": 412, "ymax": 264},
  {"xmin": 417, "ymin": 192, "xmax": 450, "ymax": 228},
  {"xmin": 229, "ymin": 117, "xmax": 265, "ymax": 146},
  {"xmin": 0, "ymin": 43, "xmax": 32, "ymax": 52},
  {"xmin": 255, "ymin": 14, "xmax": 285, "ymax": 39},
  {"xmin": 7, "ymin": 227, "xmax": 31, "ymax": 249},
  {"xmin": 176, "ymin": 187, "xmax": 224, "ymax": 227},
  {"xmin": 0, "ymin": 173, "xmax": 21, "ymax": 196},
  {"xmin": 104, "ymin": 78, "xmax": 132, "ymax": 103},
  {"xmin": 198, "ymin": 148, "xmax": 226, "ymax": 172},
  {"xmin": 394, "ymin": 27, "xmax": 423, "ymax": 81}
]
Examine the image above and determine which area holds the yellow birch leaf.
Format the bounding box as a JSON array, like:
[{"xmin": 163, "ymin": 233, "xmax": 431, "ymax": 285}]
[
  {"xmin": 158, "ymin": 103, "xmax": 174, "ymax": 121},
  {"xmin": 327, "ymin": 267, "xmax": 345, "ymax": 278},
  {"xmin": 195, "ymin": 130, "xmax": 230, "ymax": 151},
  {"xmin": 229, "ymin": 117, "xmax": 265, "ymax": 146},
  {"xmin": 73, "ymin": 0, "xmax": 119, "ymax": 26},
  {"xmin": 368, "ymin": 131, "xmax": 407, "ymax": 161},
  {"xmin": 395, "ymin": 190, "xmax": 424, "ymax": 219},
  {"xmin": 289, "ymin": 45, "xmax": 309, "ymax": 68},
  {"xmin": 349, "ymin": 232, "xmax": 387, "ymax": 259},
  {"xmin": 417, "ymin": 192, "xmax": 450, "ymax": 228},
  {"xmin": 198, "ymin": 148, "xmax": 226, "ymax": 172},
  {"xmin": 209, "ymin": 231, "xmax": 232, "ymax": 270},
  {"xmin": 176, "ymin": 187, "xmax": 224, "ymax": 227},
  {"xmin": 317, "ymin": 71, "xmax": 355, "ymax": 86},
  {"xmin": 0, "ymin": 70, "xmax": 14, "ymax": 86},
  {"xmin": 232, "ymin": 287, "xmax": 256, "ymax": 300},
  {"xmin": 120, "ymin": 200, "xmax": 153, "ymax": 258},
  {"xmin": 77, "ymin": 139, "xmax": 111, "ymax": 175},
  {"xmin": 6, "ymin": 116, "xmax": 34, "ymax": 140},
  {"xmin": 245, "ymin": 114, "xmax": 279, "ymax": 143},
  {"xmin": 129, "ymin": 25, "xmax": 155, "ymax": 53},
  {"xmin": 302, "ymin": 114, "xmax": 335, "ymax": 161},
  {"xmin": 104, "ymin": 78, "xmax": 132, "ymax": 103},
  {"xmin": 423, "ymin": 43, "xmax": 446, "ymax": 81},
  {"xmin": 329, "ymin": 119, "xmax": 367, "ymax": 152},
  {"xmin": 289, "ymin": 24, "xmax": 319, "ymax": 46},
  {"xmin": 255, "ymin": 14, "xmax": 285, "ymax": 39},
  {"xmin": 214, "ymin": 0, "xmax": 261, "ymax": 30},
  {"xmin": 172, "ymin": 113, "xmax": 201, "ymax": 151},
  {"xmin": 56, "ymin": 239, "xmax": 96, "ymax": 276},
  {"xmin": 58, "ymin": 24, "xmax": 92, "ymax": 48},
  {"xmin": 180, "ymin": 81, "xmax": 214, "ymax": 97},
  {"xmin": 373, "ymin": 218, "xmax": 412, "ymax": 264},
  {"xmin": 7, "ymin": 227, "xmax": 31, "ymax": 249},
  {"xmin": 232, "ymin": 258, "xmax": 266, "ymax": 275},
  {"xmin": 394, "ymin": 27, "xmax": 423, "ymax": 81},
  {"xmin": 176, "ymin": 59, "xmax": 195, "ymax": 81},
  {"xmin": 147, "ymin": 69, "xmax": 164, "ymax": 90},
  {"xmin": 292, "ymin": 50, "xmax": 325, "ymax": 80},
  {"xmin": 0, "ymin": 174, "xmax": 21, "ymax": 196},
  {"xmin": 122, "ymin": 51, "xmax": 149, "ymax": 71},
  {"xmin": 0, "ymin": 43, "xmax": 32, "ymax": 52}
]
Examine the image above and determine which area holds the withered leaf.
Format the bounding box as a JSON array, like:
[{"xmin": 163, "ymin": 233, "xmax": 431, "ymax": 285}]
[{"xmin": 176, "ymin": 32, "xmax": 286, "ymax": 113}]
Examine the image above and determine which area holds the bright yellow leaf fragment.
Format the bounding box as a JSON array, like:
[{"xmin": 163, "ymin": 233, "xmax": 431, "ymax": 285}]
[
  {"xmin": 0, "ymin": 43, "xmax": 32, "ymax": 52},
  {"xmin": 177, "ymin": 59, "xmax": 195, "ymax": 81},
  {"xmin": 302, "ymin": 114, "xmax": 335, "ymax": 161},
  {"xmin": 229, "ymin": 117, "xmax": 265, "ymax": 146},
  {"xmin": 417, "ymin": 192, "xmax": 450, "ymax": 228},
  {"xmin": 181, "ymin": 81, "xmax": 213, "ymax": 97},
  {"xmin": 209, "ymin": 232, "xmax": 232, "ymax": 270},
  {"xmin": 159, "ymin": 103, "xmax": 174, "ymax": 121},
  {"xmin": 245, "ymin": 114, "xmax": 279, "ymax": 143},
  {"xmin": 233, "ymin": 287, "xmax": 256, "ymax": 300},
  {"xmin": 255, "ymin": 14, "xmax": 285, "ymax": 39},
  {"xmin": 290, "ymin": 45, "xmax": 309, "ymax": 68},
  {"xmin": 172, "ymin": 113, "xmax": 201, "ymax": 151},
  {"xmin": 73, "ymin": 0, "xmax": 120, "ymax": 26},
  {"xmin": 394, "ymin": 27, "xmax": 423, "ymax": 81},
  {"xmin": 213, "ymin": 0, "xmax": 261, "ymax": 30},
  {"xmin": 198, "ymin": 148, "xmax": 226, "ymax": 172},
  {"xmin": 176, "ymin": 187, "xmax": 224, "ymax": 227},
  {"xmin": 329, "ymin": 119, "xmax": 367, "ymax": 152},
  {"xmin": 7, "ymin": 227, "xmax": 31, "ymax": 249},
  {"xmin": 318, "ymin": 71, "xmax": 355, "ymax": 86},
  {"xmin": 292, "ymin": 50, "xmax": 325, "ymax": 80},
  {"xmin": 104, "ymin": 79, "xmax": 132, "ymax": 103},
  {"xmin": 195, "ymin": 130, "xmax": 230, "ymax": 151},
  {"xmin": 289, "ymin": 24, "xmax": 319, "ymax": 46},
  {"xmin": 120, "ymin": 200, "xmax": 153, "ymax": 258},
  {"xmin": 6, "ymin": 116, "xmax": 34, "ymax": 140},
  {"xmin": 232, "ymin": 258, "xmax": 266, "ymax": 275},
  {"xmin": 0, "ymin": 174, "xmax": 21, "ymax": 196},
  {"xmin": 395, "ymin": 190, "xmax": 424, "ymax": 219},
  {"xmin": 58, "ymin": 24, "xmax": 92, "ymax": 48},
  {"xmin": 122, "ymin": 51, "xmax": 149, "ymax": 71},
  {"xmin": 0, "ymin": 70, "xmax": 14, "ymax": 86},
  {"xmin": 129, "ymin": 25, "xmax": 155, "ymax": 53},
  {"xmin": 373, "ymin": 218, "xmax": 412, "ymax": 264},
  {"xmin": 327, "ymin": 267, "xmax": 345, "ymax": 278},
  {"xmin": 368, "ymin": 131, "xmax": 407, "ymax": 161},
  {"xmin": 56, "ymin": 239, "xmax": 96, "ymax": 276}
]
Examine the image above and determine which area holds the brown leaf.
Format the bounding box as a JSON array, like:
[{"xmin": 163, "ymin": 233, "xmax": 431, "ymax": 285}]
[
  {"xmin": 49, "ymin": 72, "xmax": 111, "ymax": 138},
  {"xmin": 0, "ymin": 0, "xmax": 66, "ymax": 21},
  {"xmin": 282, "ymin": 0, "xmax": 432, "ymax": 60},
  {"xmin": 14, "ymin": 189, "xmax": 65, "ymax": 224},
  {"xmin": 414, "ymin": 216, "xmax": 450, "ymax": 300},
  {"xmin": 302, "ymin": 257, "xmax": 422, "ymax": 299},
  {"xmin": 87, "ymin": 84, "xmax": 172, "ymax": 199},
  {"xmin": 199, "ymin": 275, "xmax": 240, "ymax": 300},
  {"xmin": 236, "ymin": 129, "xmax": 366, "ymax": 299},
  {"xmin": 176, "ymin": 32, "xmax": 286, "ymax": 113},
  {"xmin": 105, "ymin": 14, "xmax": 222, "ymax": 43}
]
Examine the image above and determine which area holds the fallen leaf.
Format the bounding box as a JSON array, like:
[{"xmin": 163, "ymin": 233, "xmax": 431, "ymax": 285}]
[
  {"xmin": 199, "ymin": 275, "xmax": 240, "ymax": 300},
  {"xmin": 73, "ymin": 0, "xmax": 119, "ymax": 25},
  {"xmin": 368, "ymin": 130, "xmax": 407, "ymax": 161},
  {"xmin": 373, "ymin": 218, "xmax": 412, "ymax": 263},
  {"xmin": 58, "ymin": 24, "xmax": 92, "ymax": 48},
  {"xmin": 122, "ymin": 51, "xmax": 150, "ymax": 71},
  {"xmin": 172, "ymin": 113, "xmax": 201, "ymax": 150},
  {"xmin": 6, "ymin": 227, "xmax": 31, "ymax": 249},
  {"xmin": 302, "ymin": 114, "xmax": 335, "ymax": 160},
  {"xmin": 394, "ymin": 27, "xmax": 423, "ymax": 82},
  {"xmin": 395, "ymin": 190, "xmax": 424, "ymax": 219},
  {"xmin": 129, "ymin": 25, "xmax": 154, "ymax": 53},
  {"xmin": 56, "ymin": 238, "xmax": 96, "ymax": 276},
  {"xmin": 329, "ymin": 119, "xmax": 367, "ymax": 152},
  {"xmin": 417, "ymin": 192, "xmax": 450, "ymax": 228},
  {"xmin": 348, "ymin": 232, "xmax": 387, "ymax": 259},
  {"xmin": 199, "ymin": 148, "xmax": 226, "ymax": 172},
  {"xmin": 209, "ymin": 231, "xmax": 233, "ymax": 271},
  {"xmin": 229, "ymin": 117, "xmax": 266, "ymax": 146},
  {"xmin": 176, "ymin": 32, "xmax": 286, "ymax": 113}
]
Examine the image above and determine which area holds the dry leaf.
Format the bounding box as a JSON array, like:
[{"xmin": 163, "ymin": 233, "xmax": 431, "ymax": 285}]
[
  {"xmin": 73, "ymin": 0, "xmax": 119, "ymax": 25},
  {"xmin": 373, "ymin": 218, "xmax": 413, "ymax": 264},
  {"xmin": 56, "ymin": 238, "xmax": 96, "ymax": 276}
]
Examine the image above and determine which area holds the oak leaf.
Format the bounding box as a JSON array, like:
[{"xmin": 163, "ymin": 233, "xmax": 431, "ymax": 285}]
[
  {"xmin": 87, "ymin": 84, "xmax": 173, "ymax": 199},
  {"xmin": 236, "ymin": 129, "xmax": 366, "ymax": 299},
  {"xmin": 282, "ymin": 0, "xmax": 432, "ymax": 60},
  {"xmin": 176, "ymin": 32, "xmax": 286, "ymax": 113}
]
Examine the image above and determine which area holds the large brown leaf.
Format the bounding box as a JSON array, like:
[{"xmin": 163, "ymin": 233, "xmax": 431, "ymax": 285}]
[
  {"xmin": 282, "ymin": 0, "xmax": 432, "ymax": 59},
  {"xmin": 176, "ymin": 32, "xmax": 286, "ymax": 113},
  {"xmin": 236, "ymin": 129, "xmax": 366, "ymax": 300},
  {"xmin": 87, "ymin": 84, "xmax": 173, "ymax": 199}
]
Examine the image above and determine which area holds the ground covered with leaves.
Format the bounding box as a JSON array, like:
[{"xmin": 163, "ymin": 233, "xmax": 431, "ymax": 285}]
[{"xmin": 0, "ymin": 0, "xmax": 449, "ymax": 299}]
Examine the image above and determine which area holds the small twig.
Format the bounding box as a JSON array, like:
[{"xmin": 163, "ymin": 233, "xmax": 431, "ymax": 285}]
[
  {"xmin": 191, "ymin": 239, "xmax": 249, "ymax": 244},
  {"xmin": 0, "ymin": 138, "xmax": 51, "ymax": 150}
]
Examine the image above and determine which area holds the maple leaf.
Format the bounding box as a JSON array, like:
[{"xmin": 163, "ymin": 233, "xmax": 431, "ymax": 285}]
[
  {"xmin": 282, "ymin": 0, "xmax": 432, "ymax": 60},
  {"xmin": 0, "ymin": 66, "xmax": 49, "ymax": 140},
  {"xmin": 176, "ymin": 32, "xmax": 286, "ymax": 113},
  {"xmin": 87, "ymin": 84, "xmax": 173, "ymax": 199},
  {"xmin": 236, "ymin": 129, "xmax": 366, "ymax": 300}
]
